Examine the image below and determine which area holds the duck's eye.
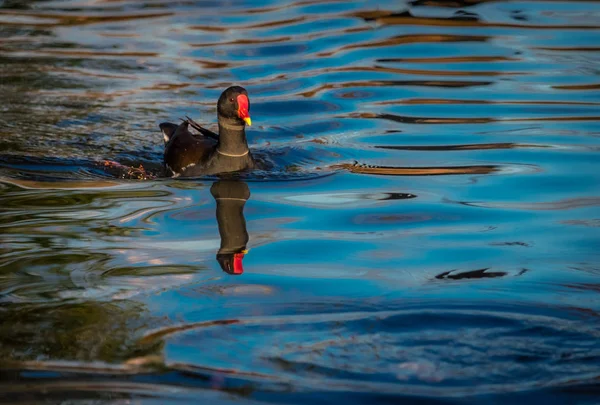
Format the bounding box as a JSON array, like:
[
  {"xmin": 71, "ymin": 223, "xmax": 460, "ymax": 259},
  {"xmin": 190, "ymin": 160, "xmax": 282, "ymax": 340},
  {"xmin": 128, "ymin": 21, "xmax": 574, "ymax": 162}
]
[{"xmin": 229, "ymin": 97, "xmax": 235, "ymax": 103}]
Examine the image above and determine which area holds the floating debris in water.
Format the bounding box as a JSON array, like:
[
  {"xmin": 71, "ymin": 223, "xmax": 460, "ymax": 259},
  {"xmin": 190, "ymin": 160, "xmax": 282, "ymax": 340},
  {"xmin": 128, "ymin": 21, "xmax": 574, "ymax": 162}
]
[{"xmin": 101, "ymin": 160, "xmax": 157, "ymax": 180}]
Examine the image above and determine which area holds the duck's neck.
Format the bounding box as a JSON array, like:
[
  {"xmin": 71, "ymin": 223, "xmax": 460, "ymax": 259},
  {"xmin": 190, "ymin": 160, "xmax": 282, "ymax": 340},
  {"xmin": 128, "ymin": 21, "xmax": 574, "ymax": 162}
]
[
  {"xmin": 217, "ymin": 116, "xmax": 249, "ymax": 157},
  {"xmin": 212, "ymin": 181, "xmax": 250, "ymax": 253},
  {"xmin": 216, "ymin": 196, "xmax": 249, "ymax": 253}
]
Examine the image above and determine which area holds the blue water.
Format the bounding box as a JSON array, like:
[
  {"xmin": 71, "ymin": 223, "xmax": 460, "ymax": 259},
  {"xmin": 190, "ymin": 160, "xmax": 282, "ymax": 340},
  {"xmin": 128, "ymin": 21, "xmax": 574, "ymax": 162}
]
[{"xmin": 1, "ymin": 0, "xmax": 600, "ymax": 403}]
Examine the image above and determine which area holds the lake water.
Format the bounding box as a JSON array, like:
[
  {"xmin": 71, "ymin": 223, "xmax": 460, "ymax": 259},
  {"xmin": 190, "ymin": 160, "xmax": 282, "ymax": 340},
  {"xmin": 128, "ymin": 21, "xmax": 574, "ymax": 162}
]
[{"xmin": 1, "ymin": 0, "xmax": 600, "ymax": 403}]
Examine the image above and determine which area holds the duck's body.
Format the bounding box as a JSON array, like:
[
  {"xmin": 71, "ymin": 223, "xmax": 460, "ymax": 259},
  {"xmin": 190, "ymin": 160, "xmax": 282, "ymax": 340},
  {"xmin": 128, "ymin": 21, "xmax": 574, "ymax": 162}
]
[{"xmin": 159, "ymin": 86, "xmax": 255, "ymax": 177}]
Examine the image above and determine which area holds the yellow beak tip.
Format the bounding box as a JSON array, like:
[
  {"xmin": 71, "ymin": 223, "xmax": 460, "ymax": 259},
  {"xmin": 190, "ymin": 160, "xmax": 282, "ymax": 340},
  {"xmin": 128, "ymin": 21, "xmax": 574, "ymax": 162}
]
[{"xmin": 243, "ymin": 117, "xmax": 252, "ymax": 126}]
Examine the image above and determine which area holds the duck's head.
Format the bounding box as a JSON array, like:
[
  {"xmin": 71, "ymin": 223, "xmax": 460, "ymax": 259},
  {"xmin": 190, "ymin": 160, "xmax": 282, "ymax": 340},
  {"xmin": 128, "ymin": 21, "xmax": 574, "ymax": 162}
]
[
  {"xmin": 217, "ymin": 86, "xmax": 251, "ymax": 126},
  {"xmin": 217, "ymin": 250, "xmax": 246, "ymax": 275}
]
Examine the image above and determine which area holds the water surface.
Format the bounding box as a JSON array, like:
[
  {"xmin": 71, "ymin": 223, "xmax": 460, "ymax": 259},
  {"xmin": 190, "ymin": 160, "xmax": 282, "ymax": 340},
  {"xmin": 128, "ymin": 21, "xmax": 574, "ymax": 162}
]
[{"xmin": 1, "ymin": 0, "xmax": 600, "ymax": 403}]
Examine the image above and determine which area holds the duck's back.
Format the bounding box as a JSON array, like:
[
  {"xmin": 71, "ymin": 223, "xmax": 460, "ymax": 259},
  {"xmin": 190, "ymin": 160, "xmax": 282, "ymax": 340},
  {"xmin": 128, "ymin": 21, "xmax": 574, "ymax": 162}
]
[{"xmin": 163, "ymin": 122, "xmax": 216, "ymax": 175}]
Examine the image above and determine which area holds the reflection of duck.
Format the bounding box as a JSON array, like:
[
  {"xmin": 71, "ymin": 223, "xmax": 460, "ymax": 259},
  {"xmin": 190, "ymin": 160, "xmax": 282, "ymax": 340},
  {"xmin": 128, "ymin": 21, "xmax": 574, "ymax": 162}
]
[
  {"xmin": 159, "ymin": 86, "xmax": 255, "ymax": 177},
  {"xmin": 211, "ymin": 180, "xmax": 250, "ymax": 275}
]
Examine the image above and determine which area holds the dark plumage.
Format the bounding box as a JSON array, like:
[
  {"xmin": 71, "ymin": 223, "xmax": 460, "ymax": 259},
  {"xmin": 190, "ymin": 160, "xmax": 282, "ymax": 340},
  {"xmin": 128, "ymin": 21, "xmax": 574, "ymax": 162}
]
[
  {"xmin": 211, "ymin": 180, "xmax": 250, "ymax": 275},
  {"xmin": 160, "ymin": 86, "xmax": 255, "ymax": 177}
]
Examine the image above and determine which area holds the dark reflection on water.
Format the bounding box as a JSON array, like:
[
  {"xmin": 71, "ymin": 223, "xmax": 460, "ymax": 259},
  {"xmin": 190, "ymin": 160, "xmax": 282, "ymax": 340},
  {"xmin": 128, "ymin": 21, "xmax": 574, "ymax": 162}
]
[
  {"xmin": 212, "ymin": 180, "xmax": 251, "ymax": 275},
  {"xmin": 1, "ymin": 0, "xmax": 600, "ymax": 403}
]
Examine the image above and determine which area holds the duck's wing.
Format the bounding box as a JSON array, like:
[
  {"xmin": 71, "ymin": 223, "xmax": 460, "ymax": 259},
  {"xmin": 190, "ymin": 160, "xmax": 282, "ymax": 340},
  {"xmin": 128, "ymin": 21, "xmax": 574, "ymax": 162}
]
[
  {"xmin": 164, "ymin": 121, "xmax": 217, "ymax": 175},
  {"xmin": 159, "ymin": 122, "xmax": 179, "ymax": 144},
  {"xmin": 185, "ymin": 116, "xmax": 219, "ymax": 140},
  {"xmin": 172, "ymin": 121, "xmax": 216, "ymax": 148}
]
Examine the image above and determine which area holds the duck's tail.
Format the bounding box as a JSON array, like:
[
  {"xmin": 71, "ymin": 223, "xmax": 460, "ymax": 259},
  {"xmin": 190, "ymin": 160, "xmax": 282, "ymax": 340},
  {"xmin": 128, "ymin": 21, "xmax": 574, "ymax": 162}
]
[{"xmin": 159, "ymin": 122, "xmax": 179, "ymax": 144}]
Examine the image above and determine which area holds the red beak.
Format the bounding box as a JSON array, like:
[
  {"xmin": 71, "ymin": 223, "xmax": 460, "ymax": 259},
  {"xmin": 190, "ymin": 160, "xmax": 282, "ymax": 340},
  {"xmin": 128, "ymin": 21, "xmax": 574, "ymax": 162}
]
[
  {"xmin": 233, "ymin": 252, "xmax": 244, "ymax": 275},
  {"xmin": 236, "ymin": 94, "xmax": 251, "ymax": 126}
]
